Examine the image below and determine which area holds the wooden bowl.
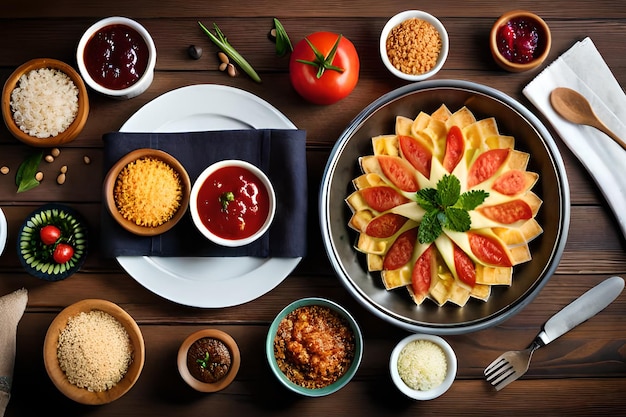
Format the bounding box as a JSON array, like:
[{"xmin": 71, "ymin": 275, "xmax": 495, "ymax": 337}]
[
  {"xmin": 177, "ymin": 329, "xmax": 241, "ymax": 392},
  {"xmin": 103, "ymin": 148, "xmax": 191, "ymax": 236},
  {"xmin": 490, "ymin": 10, "xmax": 551, "ymax": 72},
  {"xmin": 1, "ymin": 58, "xmax": 89, "ymax": 146},
  {"xmin": 43, "ymin": 299, "xmax": 145, "ymax": 405}
]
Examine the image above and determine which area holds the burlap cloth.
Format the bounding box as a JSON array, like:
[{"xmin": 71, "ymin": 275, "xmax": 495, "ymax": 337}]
[{"xmin": 0, "ymin": 288, "xmax": 28, "ymax": 416}]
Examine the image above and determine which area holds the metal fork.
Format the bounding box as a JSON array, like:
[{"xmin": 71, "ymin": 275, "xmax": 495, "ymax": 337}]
[{"xmin": 484, "ymin": 276, "xmax": 624, "ymax": 391}]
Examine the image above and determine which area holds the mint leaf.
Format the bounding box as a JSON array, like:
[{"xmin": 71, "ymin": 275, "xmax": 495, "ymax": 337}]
[
  {"xmin": 457, "ymin": 189, "xmax": 490, "ymax": 211},
  {"xmin": 443, "ymin": 207, "xmax": 471, "ymax": 232},
  {"xmin": 415, "ymin": 174, "xmax": 488, "ymax": 243},
  {"xmin": 418, "ymin": 210, "xmax": 442, "ymax": 244},
  {"xmin": 415, "ymin": 188, "xmax": 438, "ymax": 212},
  {"xmin": 436, "ymin": 175, "xmax": 461, "ymax": 207}
]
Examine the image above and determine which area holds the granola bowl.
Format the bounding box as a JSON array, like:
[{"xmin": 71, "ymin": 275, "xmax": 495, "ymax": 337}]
[
  {"xmin": 266, "ymin": 297, "xmax": 363, "ymax": 397},
  {"xmin": 380, "ymin": 10, "xmax": 449, "ymax": 81}
]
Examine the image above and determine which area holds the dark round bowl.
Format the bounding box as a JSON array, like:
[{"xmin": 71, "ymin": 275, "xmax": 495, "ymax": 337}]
[
  {"xmin": 319, "ymin": 80, "xmax": 570, "ymax": 335},
  {"xmin": 17, "ymin": 204, "xmax": 88, "ymax": 281}
]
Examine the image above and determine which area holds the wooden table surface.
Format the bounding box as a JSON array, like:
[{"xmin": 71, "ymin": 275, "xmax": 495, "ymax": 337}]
[{"xmin": 1, "ymin": 1, "xmax": 625, "ymax": 416}]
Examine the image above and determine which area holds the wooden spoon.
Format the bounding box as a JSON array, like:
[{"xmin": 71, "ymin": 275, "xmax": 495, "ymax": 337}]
[{"xmin": 550, "ymin": 87, "xmax": 626, "ymax": 151}]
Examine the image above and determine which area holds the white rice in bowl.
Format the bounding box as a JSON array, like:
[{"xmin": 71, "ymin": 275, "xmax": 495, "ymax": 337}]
[
  {"xmin": 397, "ymin": 339, "xmax": 447, "ymax": 391},
  {"xmin": 10, "ymin": 67, "xmax": 79, "ymax": 138}
]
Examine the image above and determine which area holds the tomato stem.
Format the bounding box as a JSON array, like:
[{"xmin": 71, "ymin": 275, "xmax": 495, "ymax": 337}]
[{"xmin": 295, "ymin": 34, "xmax": 345, "ymax": 78}]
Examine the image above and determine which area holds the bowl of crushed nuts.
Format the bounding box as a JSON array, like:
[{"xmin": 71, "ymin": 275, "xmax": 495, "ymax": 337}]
[{"xmin": 380, "ymin": 10, "xmax": 449, "ymax": 82}]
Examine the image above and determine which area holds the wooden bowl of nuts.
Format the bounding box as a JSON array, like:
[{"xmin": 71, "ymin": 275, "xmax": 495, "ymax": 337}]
[
  {"xmin": 43, "ymin": 299, "xmax": 145, "ymax": 405},
  {"xmin": 1, "ymin": 58, "xmax": 89, "ymax": 147},
  {"xmin": 103, "ymin": 148, "xmax": 191, "ymax": 236},
  {"xmin": 380, "ymin": 10, "xmax": 449, "ymax": 81}
]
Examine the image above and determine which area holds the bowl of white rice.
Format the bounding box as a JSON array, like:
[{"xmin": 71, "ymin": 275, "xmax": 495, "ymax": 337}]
[
  {"xmin": 1, "ymin": 58, "xmax": 89, "ymax": 147},
  {"xmin": 389, "ymin": 333, "xmax": 457, "ymax": 400}
]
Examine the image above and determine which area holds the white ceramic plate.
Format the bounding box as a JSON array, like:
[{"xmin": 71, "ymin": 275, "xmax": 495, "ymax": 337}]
[
  {"xmin": 118, "ymin": 84, "xmax": 302, "ymax": 308},
  {"xmin": 0, "ymin": 208, "xmax": 7, "ymax": 256}
]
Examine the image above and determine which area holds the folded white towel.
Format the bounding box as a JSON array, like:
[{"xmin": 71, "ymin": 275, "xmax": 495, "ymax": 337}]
[{"xmin": 523, "ymin": 37, "xmax": 626, "ymax": 239}]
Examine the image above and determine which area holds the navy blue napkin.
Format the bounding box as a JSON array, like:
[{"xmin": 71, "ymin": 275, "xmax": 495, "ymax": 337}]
[{"xmin": 101, "ymin": 129, "xmax": 307, "ymax": 258}]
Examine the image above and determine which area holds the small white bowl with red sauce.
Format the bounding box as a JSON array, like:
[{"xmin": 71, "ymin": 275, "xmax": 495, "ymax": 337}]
[
  {"xmin": 76, "ymin": 16, "xmax": 157, "ymax": 99},
  {"xmin": 190, "ymin": 160, "xmax": 276, "ymax": 247},
  {"xmin": 490, "ymin": 10, "xmax": 551, "ymax": 72}
]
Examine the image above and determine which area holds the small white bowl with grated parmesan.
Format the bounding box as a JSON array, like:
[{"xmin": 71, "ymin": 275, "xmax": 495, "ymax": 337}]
[{"xmin": 389, "ymin": 333, "xmax": 457, "ymax": 400}]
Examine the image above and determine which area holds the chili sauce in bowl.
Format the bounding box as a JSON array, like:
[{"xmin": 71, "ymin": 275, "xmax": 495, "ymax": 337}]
[{"xmin": 190, "ymin": 160, "xmax": 276, "ymax": 247}]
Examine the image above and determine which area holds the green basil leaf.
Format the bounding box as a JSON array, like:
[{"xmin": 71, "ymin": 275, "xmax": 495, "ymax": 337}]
[
  {"xmin": 457, "ymin": 189, "xmax": 490, "ymax": 210},
  {"xmin": 16, "ymin": 151, "xmax": 43, "ymax": 193}
]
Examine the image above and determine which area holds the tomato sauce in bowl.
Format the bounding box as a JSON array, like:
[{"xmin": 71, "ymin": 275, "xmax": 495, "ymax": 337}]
[{"xmin": 190, "ymin": 160, "xmax": 276, "ymax": 247}]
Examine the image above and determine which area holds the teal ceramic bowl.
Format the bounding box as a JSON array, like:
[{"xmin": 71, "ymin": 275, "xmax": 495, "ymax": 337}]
[{"xmin": 266, "ymin": 297, "xmax": 363, "ymax": 397}]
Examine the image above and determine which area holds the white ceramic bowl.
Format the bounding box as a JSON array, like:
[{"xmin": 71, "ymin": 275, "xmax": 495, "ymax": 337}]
[
  {"xmin": 190, "ymin": 160, "xmax": 276, "ymax": 247},
  {"xmin": 380, "ymin": 10, "xmax": 449, "ymax": 81},
  {"xmin": 76, "ymin": 16, "xmax": 156, "ymax": 99},
  {"xmin": 389, "ymin": 334, "xmax": 457, "ymax": 400}
]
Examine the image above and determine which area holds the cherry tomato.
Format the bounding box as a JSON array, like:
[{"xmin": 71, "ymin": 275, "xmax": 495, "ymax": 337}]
[
  {"xmin": 289, "ymin": 32, "xmax": 359, "ymax": 105},
  {"xmin": 453, "ymin": 243, "xmax": 476, "ymax": 287},
  {"xmin": 377, "ymin": 155, "xmax": 419, "ymax": 192},
  {"xmin": 53, "ymin": 243, "xmax": 74, "ymax": 264},
  {"xmin": 361, "ymin": 186, "xmax": 410, "ymax": 212},
  {"xmin": 365, "ymin": 213, "xmax": 407, "ymax": 238},
  {"xmin": 40, "ymin": 225, "xmax": 61, "ymax": 245},
  {"xmin": 442, "ymin": 126, "xmax": 465, "ymax": 173},
  {"xmin": 468, "ymin": 232, "xmax": 512, "ymax": 267},
  {"xmin": 467, "ymin": 148, "xmax": 509, "ymax": 187},
  {"xmin": 412, "ymin": 246, "xmax": 433, "ymax": 297}
]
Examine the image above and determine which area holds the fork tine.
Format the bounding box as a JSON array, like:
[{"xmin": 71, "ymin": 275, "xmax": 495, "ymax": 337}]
[
  {"xmin": 493, "ymin": 371, "xmax": 521, "ymax": 391},
  {"xmin": 484, "ymin": 356, "xmax": 510, "ymax": 378},
  {"xmin": 486, "ymin": 364, "xmax": 516, "ymax": 386}
]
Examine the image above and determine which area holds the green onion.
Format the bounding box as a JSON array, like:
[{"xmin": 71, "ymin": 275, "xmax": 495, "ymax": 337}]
[
  {"xmin": 198, "ymin": 21, "xmax": 262, "ymax": 83},
  {"xmin": 273, "ymin": 18, "xmax": 293, "ymax": 57}
]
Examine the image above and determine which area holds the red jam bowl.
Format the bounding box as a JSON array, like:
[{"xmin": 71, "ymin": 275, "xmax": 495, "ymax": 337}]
[
  {"xmin": 76, "ymin": 17, "xmax": 156, "ymax": 99},
  {"xmin": 190, "ymin": 160, "xmax": 276, "ymax": 247},
  {"xmin": 490, "ymin": 10, "xmax": 551, "ymax": 72}
]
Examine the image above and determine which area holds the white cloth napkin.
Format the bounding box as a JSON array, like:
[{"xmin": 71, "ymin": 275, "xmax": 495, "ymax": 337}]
[
  {"xmin": 523, "ymin": 37, "xmax": 626, "ymax": 240},
  {"xmin": 0, "ymin": 288, "xmax": 27, "ymax": 417}
]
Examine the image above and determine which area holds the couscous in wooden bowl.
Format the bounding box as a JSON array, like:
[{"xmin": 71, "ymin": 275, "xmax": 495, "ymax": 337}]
[
  {"xmin": 1, "ymin": 58, "xmax": 89, "ymax": 147},
  {"xmin": 43, "ymin": 299, "xmax": 145, "ymax": 405},
  {"xmin": 103, "ymin": 148, "xmax": 191, "ymax": 236}
]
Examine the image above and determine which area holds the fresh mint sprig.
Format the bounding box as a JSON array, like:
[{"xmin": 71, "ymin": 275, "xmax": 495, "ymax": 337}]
[{"xmin": 415, "ymin": 175, "xmax": 489, "ymax": 244}]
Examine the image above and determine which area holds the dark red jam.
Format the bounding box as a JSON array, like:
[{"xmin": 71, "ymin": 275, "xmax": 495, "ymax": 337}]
[
  {"xmin": 496, "ymin": 17, "xmax": 543, "ymax": 64},
  {"xmin": 84, "ymin": 24, "xmax": 149, "ymax": 90},
  {"xmin": 196, "ymin": 165, "xmax": 270, "ymax": 241}
]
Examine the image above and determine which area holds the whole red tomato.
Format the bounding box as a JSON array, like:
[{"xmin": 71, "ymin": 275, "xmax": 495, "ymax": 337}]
[
  {"xmin": 289, "ymin": 32, "xmax": 359, "ymax": 105},
  {"xmin": 53, "ymin": 243, "xmax": 74, "ymax": 264},
  {"xmin": 40, "ymin": 225, "xmax": 61, "ymax": 245}
]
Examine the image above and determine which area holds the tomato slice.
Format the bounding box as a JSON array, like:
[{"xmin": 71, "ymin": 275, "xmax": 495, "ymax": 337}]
[
  {"xmin": 365, "ymin": 213, "xmax": 408, "ymax": 238},
  {"xmin": 377, "ymin": 155, "xmax": 419, "ymax": 192},
  {"xmin": 467, "ymin": 148, "xmax": 509, "ymax": 187},
  {"xmin": 478, "ymin": 199, "xmax": 533, "ymax": 224},
  {"xmin": 467, "ymin": 232, "xmax": 512, "ymax": 267},
  {"xmin": 492, "ymin": 169, "xmax": 527, "ymax": 195},
  {"xmin": 412, "ymin": 245, "xmax": 433, "ymax": 297},
  {"xmin": 383, "ymin": 228, "xmax": 418, "ymax": 270},
  {"xmin": 398, "ymin": 135, "xmax": 432, "ymax": 178},
  {"xmin": 453, "ymin": 244, "xmax": 476, "ymax": 287},
  {"xmin": 360, "ymin": 186, "xmax": 410, "ymax": 212},
  {"xmin": 442, "ymin": 126, "xmax": 465, "ymax": 173}
]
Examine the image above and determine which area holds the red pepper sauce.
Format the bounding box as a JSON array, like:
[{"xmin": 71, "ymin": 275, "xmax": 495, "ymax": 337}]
[
  {"xmin": 196, "ymin": 165, "xmax": 270, "ymax": 241},
  {"xmin": 84, "ymin": 24, "xmax": 149, "ymax": 90}
]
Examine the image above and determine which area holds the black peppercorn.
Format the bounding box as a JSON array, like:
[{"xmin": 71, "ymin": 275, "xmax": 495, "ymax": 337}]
[{"xmin": 188, "ymin": 45, "xmax": 203, "ymax": 59}]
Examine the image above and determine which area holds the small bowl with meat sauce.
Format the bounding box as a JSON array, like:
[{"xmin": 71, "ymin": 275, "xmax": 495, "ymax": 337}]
[
  {"xmin": 76, "ymin": 16, "xmax": 156, "ymax": 99},
  {"xmin": 266, "ymin": 297, "xmax": 363, "ymax": 397},
  {"xmin": 190, "ymin": 159, "xmax": 276, "ymax": 247},
  {"xmin": 490, "ymin": 10, "xmax": 551, "ymax": 72},
  {"xmin": 177, "ymin": 329, "xmax": 241, "ymax": 393}
]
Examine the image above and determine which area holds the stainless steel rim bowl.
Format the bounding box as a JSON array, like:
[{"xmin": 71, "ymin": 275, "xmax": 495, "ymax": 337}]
[{"xmin": 319, "ymin": 79, "xmax": 570, "ymax": 335}]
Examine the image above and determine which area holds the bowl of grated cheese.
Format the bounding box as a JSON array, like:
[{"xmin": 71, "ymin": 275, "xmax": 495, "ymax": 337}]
[
  {"xmin": 389, "ymin": 333, "xmax": 457, "ymax": 400},
  {"xmin": 1, "ymin": 58, "xmax": 89, "ymax": 147},
  {"xmin": 43, "ymin": 299, "xmax": 145, "ymax": 405}
]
